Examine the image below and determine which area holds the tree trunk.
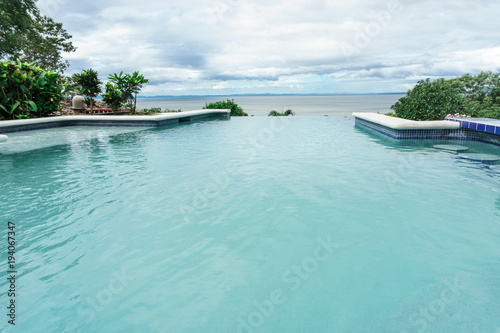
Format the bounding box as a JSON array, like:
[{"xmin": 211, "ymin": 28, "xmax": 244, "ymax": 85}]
[{"xmin": 133, "ymin": 93, "xmax": 137, "ymax": 114}]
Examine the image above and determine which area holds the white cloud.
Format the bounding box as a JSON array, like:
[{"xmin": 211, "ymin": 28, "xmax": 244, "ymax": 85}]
[{"xmin": 37, "ymin": 0, "xmax": 500, "ymax": 95}]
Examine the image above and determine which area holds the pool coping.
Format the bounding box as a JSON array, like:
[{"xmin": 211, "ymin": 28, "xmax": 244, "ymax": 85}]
[
  {"xmin": 352, "ymin": 112, "xmax": 460, "ymax": 130},
  {"xmin": 0, "ymin": 109, "xmax": 231, "ymax": 134}
]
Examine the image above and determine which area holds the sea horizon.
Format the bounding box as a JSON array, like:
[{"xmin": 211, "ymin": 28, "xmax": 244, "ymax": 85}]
[
  {"xmin": 135, "ymin": 93, "xmax": 406, "ymax": 117},
  {"xmin": 137, "ymin": 92, "xmax": 406, "ymax": 98}
]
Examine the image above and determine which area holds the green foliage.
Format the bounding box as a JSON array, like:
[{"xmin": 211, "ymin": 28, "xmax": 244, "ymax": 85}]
[
  {"xmin": 391, "ymin": 72, "xmax": 500, "ymax": 120},
  {"xmin": 108, "ymin": 71, "xmax": 149, "ymax": 113},
  {"xmin": 101, "ymin": 83, "xmax": 124, "ymax": 114},
  {"xmin": 138, "ymin": 107, "xmax": 182, "ymax": 114},
  {"xmin": 141, "ymin": 107, "xmax": 162, "ymax": 113},
  {"xmin": 61, "ymin": 75, "xmax": 81, "ymax": 98},
  {"xmin": 203, "ymin": 99, "xmax": 247, "ymax": 116},
  {"xmin": 0, "ymin": 0, "xmax": 37, "ymax": 60},
  {"xmin": 268, "ymin": 109, "xmax": 294, "ymax": 116},
  {"xmin": 0, "ymin": 0, "xmax": 76, "ymax": 73},
  {"xmin": 390, "ymin": 78, "xmax": 468, "ymax": 121},
  {"xmin": 73, "ymin": 69, "xmax": 102, "ymax": 111},
  {"xmin": 0, "ymin": 60, "xmax": 64, "ymax": 120}
]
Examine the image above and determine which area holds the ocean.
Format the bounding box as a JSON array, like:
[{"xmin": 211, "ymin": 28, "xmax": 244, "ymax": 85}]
[{"xmin": 135, "ymin": 94, "xmax": 405, "ymax": 117}]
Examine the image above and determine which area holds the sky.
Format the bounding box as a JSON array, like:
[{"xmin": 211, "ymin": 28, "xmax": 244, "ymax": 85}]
[{"xmin": 37, "ymin": 0, "xmax": 500, "ymax": 96}]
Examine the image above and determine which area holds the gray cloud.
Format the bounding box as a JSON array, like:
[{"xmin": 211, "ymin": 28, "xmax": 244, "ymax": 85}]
[{"xmin": 36, "ymin": 0, "xmax": 500, "ymax": 95}]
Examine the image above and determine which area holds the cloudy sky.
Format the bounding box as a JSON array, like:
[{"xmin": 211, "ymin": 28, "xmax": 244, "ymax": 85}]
[{"xmin": 37, "ymin": 0, "xmax": 500, "ymax": 96}]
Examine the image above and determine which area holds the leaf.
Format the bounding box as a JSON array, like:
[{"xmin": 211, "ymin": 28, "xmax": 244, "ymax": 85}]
[
  {"xmin": 9, "ymin": 102, "xmax": 20, "ymax": 114},
  {"xmin": 26, "ymin": 101, "xmax": 38, "ymax": 112}
]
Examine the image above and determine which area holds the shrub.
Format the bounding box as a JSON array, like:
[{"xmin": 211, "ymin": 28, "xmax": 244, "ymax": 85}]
[
  {"xmin": 391, "ymin": 72, "xmax": 500, "ymax": 120},
  {"xmin": 0, "ymin": 60, "xmax": 64, "ymax": 120},
  {"xmin": 108, "ymin": 71, "xmax": 148, "ymax": 113},
  {"xmin": 391, "ymin": 78, "xmax": 469, "ymax": 121},
  {"xmin": 268, "ymin": 109, "xmax": 294, "ymax": 116},
  {"xmin": 203, "ymin": 98, "xmax": 247, "ymax": 116},
  {"xmin": 101, "ymin": 83, "xmax": 124, "ymax": 114},
  {"xmin": 141, "ymin": 107, "xmax": 162, "ymax": 113},
  {"xmin": 73, "ymin": 68, "xmax": 102, "ymax": 111}
]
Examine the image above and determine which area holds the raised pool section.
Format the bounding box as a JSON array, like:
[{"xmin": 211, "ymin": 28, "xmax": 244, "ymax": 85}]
[
  {"xmin": 0, "ymin": 109, "xmax": 230, "ymax": 134},
  {"xmin": 354, "ymin": 112, "xmax": 500, "ymax": 145}
]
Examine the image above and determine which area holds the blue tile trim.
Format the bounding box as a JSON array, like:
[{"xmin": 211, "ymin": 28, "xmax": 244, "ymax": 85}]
[
  {"xmin": 356, "ymin": 118, "xmax": 500, "ymax": 146},
  {"xmin": 443, "ymin": 117, "xmax": 500, "ymax": 138}
]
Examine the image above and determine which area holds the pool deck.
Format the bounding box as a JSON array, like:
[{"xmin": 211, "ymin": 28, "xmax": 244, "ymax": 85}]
[{"xmin": 0, "ymin": 109, "xmax": 231, "ymax": 134}]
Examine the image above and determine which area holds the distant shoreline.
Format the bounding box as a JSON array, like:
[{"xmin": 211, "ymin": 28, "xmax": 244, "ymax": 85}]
[{"xmin": 136, "ymin": 92, "xmax": 405, "ymax": 98}]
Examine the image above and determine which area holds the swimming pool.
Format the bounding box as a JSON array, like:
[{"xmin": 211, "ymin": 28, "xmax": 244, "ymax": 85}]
[{"xmin": 1, "ymin": 117, "xmax": 499, "ymax": 332}]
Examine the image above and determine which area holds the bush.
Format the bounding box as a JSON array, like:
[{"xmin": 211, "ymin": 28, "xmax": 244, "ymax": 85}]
[
  {"xmin": 73, "ymin": 68, "xmax": 102, "ymax": 111},
  {"xmin": 391, "ymin": 72, "xmax": 500, "ymax": 120},
  {"xmin": 391, "ymin": 78, "xmax": 469, "ymax": 121},
  {"xmin": 141, "ymin": 107, "xmax": 162, "ymax": 113},
  {"xmin": 268, "ymin": 109, "xmax": 294, "ymax": 116},
  {"xmin": 203, "ymin": 98, "xmax": 247, "ymax": 116},
  {"xmin": 0, "ymin": 60, "xmax": 64, "ymax": 120},
  {"xmin": 101, "ymin": 83, "xmax": 124, "ymax": 114}
]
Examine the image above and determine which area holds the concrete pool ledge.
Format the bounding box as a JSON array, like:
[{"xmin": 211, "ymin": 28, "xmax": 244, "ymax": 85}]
[
  {"xmin": 0, "ymin": 109, "xmax": 231, "ymax": 134},
  {"xmin": 352, "ymin": 112, "xmax": 460, "ymax": 130}
]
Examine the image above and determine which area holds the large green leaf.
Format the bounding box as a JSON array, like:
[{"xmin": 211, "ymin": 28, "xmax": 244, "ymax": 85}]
[{"xmin": 26, "ymin": 100, "xmax": 37, "ymax": 112}]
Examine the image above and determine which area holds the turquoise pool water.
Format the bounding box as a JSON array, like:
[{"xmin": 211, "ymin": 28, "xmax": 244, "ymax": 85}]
[{"xmin": 1, "ymin": 117, "xmax": 499, "ymax": 332}]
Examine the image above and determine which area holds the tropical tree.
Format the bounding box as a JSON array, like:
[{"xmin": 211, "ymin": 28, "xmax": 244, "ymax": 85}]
[
  {"xmin": 108, "ymin": 71, "xmax": 148, "ymax": 113},
  {"xmin": 101, "ymin": 83, "xmax": 124, "ymax": 114},
  {"xmin": 0, "ymin": 0, "xmax": 37, "ymax": 59},
  {"xmin": 203, "ymin": 99, "xmax": 247, "ymax": 116},
  {"xmin": 0, "ymin": 0, "xmax": 75, "ymax": 73},
  {"xmin": 19, "ymin": 15, "xmax": 76, "ymax": 73},
  {"xmin": 73, "ymin": 69, "xmax": 102, "ymax": 113}
]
